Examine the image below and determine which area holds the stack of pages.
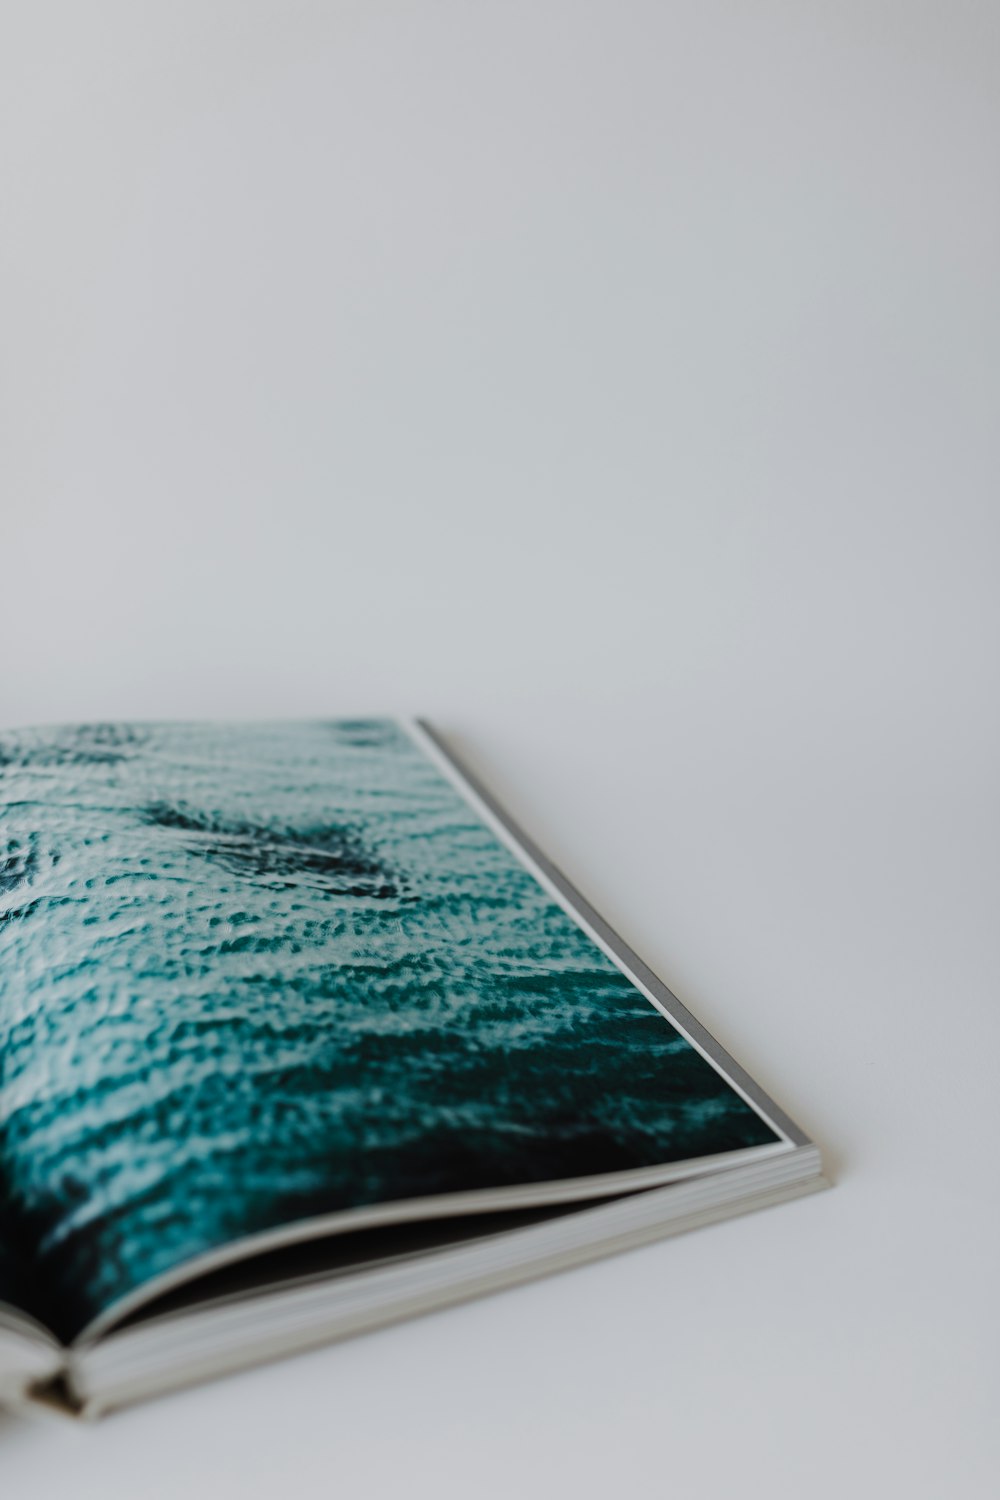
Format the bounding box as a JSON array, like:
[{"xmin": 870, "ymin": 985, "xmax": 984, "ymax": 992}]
[{"xmin": 0, "ymin": 719, "xmax": 824, "ymax": 1417}]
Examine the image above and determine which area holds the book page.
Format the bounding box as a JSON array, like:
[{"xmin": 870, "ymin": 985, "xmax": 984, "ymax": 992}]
[
  {"xmin": 0, "ymin": 1238, "xmax": 33, "ymax": 1323},
  {"xmin": 0, "ymin": 720, "xmax": 779, "ymax": 1343}
]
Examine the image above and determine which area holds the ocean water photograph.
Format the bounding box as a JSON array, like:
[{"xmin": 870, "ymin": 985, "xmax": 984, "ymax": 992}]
[{"xmin": 0, "ymin": 719, "xmax": 778, "ymax": 1342}]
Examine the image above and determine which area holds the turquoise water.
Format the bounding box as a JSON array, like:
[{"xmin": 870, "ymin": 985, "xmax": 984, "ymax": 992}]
[{"xmin": 0, "ymin": 720, "xmax": 776, "ymax": 1340}]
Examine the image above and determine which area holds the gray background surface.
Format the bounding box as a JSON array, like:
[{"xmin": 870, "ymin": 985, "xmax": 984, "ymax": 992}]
[{"xmin": 2, "ymin": 3, "xmax": 997, "ymax": 1495}]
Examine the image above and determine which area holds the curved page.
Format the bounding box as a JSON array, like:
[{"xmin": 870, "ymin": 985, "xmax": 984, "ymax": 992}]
[{"xmin": 0, "ymin": 719, "xmax": 782, "ymax": 1344}]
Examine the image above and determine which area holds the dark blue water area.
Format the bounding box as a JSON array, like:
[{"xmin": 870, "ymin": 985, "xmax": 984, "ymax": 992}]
[{"xmin": 0, "ymin": 720, "xmax": 777, "ymax": 1340}]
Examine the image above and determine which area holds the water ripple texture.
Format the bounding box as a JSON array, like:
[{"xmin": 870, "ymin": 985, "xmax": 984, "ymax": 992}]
[{"xmin": 0, "ymin": 721, "xmax": 776, "ymax": 1339}]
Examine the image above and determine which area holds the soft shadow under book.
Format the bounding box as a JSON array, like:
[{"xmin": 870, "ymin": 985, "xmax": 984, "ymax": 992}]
[{"xmin": 0, "ymin": 719, "xmax": 825, "ymax": 1417}]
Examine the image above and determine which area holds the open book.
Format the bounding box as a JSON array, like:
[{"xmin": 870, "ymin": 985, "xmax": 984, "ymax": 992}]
[{"xmin": 0, "ymin": 719, "xmax": 824, "ymax": 1417}]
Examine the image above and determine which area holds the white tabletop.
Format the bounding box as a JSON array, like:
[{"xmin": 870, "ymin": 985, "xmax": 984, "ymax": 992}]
[{"xmin": 2, "ymin": 3, "xmax": 997, "ymax": 1495}]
